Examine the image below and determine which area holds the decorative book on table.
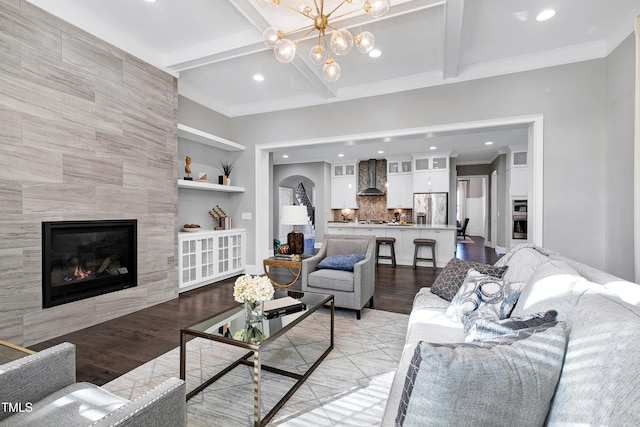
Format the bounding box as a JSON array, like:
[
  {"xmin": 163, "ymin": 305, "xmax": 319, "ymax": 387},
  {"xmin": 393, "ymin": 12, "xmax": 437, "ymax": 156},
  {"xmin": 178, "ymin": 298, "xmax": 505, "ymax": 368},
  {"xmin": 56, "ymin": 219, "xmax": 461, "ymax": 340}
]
[{"xmin": 263, "ymin": 297, "xmax": 307, "ymax": 319}]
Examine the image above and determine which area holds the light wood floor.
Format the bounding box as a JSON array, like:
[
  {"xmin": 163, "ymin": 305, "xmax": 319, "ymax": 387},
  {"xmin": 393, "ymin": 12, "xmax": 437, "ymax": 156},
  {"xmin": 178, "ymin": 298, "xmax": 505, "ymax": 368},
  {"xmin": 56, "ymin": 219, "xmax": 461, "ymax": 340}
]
[{"xmin": 30, "ymin": 236, "xmax": 500, "ymax": 385}]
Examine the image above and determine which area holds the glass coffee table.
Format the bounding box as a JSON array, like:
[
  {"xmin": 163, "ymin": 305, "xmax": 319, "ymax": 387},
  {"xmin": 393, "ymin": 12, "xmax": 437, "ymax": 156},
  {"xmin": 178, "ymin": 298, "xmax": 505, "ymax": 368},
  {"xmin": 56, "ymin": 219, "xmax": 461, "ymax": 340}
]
[{"xmin": 180, "ymin": 289, "xmax": 334, "ymax": 427}]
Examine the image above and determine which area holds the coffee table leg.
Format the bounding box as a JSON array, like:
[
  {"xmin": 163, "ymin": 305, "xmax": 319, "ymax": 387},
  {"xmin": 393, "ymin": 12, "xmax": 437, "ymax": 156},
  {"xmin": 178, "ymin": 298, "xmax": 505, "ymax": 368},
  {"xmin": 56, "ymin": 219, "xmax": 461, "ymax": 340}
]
[
  {"xmin": 253, "ymin": 349, "xmax": 261, "ymax": 426},
  {"xmin": 180, "ymin": 330, "xmax": 187, "ymax": 380}
]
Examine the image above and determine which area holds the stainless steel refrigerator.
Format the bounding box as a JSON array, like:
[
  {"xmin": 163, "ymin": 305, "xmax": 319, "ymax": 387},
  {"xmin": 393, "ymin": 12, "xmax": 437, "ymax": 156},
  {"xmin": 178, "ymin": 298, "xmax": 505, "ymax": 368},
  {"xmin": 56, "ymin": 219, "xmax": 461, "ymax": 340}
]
[{"xmin": 413, "ymin": 192, "xmax": 448, "ymax": 225}]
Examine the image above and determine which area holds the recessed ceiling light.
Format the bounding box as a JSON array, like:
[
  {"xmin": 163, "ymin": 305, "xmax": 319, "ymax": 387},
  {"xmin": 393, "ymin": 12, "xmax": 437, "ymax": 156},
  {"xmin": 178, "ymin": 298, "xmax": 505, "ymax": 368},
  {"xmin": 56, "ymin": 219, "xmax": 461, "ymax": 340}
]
[
  {"xmin": 253, "ymin": 74, "xmax": 264, "ymax": 82},
  {"xmin": 143, "ymin": 0, "xmax": 157, "ymax": 3},
  {"xmin": 369, "ymin": 49, "xmax": 382, "ymax": 58},
  {"xmin": 378, "ymin": 150, "xmax": 384, "ymax": 154},
  {"xmin": 338, "ymin": 153, "xmax": 345, "ymax": 157},
  {"xmin": 536, "ymin": 9, "xmax": 556, "ymax": 22},
  {"xmin": 429, "ymin": 146, "xmax": 437, "ymax": 150},
  {"xmin": 282, "ymin": 154, "xmax": 289, "ymax": 158},
  {"xmin": 485, "ymin": 141, "xmax": 494, "ymax": 145}
]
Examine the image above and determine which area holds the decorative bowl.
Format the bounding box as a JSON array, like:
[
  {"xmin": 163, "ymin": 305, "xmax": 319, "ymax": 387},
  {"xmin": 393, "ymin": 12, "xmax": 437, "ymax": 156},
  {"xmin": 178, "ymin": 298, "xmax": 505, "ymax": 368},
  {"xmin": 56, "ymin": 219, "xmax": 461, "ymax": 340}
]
[{"xmin": 183, "ymin": 224, "xmax": 200, "ymax": 233}]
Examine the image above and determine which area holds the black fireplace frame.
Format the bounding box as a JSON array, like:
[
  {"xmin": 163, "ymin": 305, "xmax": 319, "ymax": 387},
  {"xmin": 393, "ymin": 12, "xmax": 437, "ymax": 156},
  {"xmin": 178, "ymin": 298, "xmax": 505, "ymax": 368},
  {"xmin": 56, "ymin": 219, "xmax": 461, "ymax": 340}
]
[{"xmin": 42, "ymin": 219, "xmax": 137, "ymax": 308}]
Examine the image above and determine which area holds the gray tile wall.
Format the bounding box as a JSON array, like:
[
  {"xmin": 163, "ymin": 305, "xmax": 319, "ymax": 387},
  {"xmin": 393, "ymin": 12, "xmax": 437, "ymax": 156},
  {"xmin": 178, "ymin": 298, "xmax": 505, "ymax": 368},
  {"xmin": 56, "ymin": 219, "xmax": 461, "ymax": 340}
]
[{"xmin": 0, "ymin": 1, "xmax": 179, "ymax": 346}]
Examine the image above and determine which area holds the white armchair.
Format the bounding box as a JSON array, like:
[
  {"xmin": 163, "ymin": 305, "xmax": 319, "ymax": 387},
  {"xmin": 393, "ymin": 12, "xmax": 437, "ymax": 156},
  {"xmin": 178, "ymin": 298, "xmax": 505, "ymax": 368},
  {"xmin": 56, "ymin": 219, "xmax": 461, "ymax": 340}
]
[{"xmin": 301, "ymin": 234, "xmax": 375, "ymax": 319}]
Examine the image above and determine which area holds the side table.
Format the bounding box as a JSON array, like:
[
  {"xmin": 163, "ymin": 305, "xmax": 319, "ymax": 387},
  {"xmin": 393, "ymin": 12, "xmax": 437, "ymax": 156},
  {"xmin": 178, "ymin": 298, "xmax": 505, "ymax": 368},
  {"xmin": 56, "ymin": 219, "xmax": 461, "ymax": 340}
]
[{"xmin": 263, "ymin": 255, "xmax": 311, "ymax": 288}]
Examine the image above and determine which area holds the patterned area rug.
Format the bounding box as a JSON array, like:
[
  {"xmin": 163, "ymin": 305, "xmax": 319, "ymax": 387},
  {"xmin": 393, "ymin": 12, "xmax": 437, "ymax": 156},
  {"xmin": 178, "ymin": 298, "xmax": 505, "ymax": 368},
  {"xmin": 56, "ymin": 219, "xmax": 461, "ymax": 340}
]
[{"xmin": 103, "ymin": 308, "xmax": 409, "ymax": 426}]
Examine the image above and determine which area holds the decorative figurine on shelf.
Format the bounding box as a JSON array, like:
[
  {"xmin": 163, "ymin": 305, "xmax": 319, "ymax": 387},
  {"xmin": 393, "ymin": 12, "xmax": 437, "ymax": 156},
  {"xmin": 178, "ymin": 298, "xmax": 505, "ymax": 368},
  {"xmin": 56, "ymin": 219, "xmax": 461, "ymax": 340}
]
[{"xmin": 184, "ymin": 156, "xmax": 193, "ymax": 180}]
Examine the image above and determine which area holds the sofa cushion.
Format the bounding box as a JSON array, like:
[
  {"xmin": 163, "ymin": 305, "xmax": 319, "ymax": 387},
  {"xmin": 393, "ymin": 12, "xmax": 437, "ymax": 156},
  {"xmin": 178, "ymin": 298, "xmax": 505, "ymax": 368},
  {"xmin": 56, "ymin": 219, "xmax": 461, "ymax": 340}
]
[
  {"xmin": 445, "ymin": 269, "xmax": 525, "ymax": 323},
  {"xmin": 307, "ymin": 269, "xmax": 354, "ymax": 292},
  {"xmin": 316, "ymin": 253, "xmax": 365, "ymax": 271},
  {"xmin": 510, "ymin": 260, "xmax": 596, "ymax": 319},
  {"xmin": 546, "ymin": 294, "xmax": 640, "ymax": 426},
  {"xmin": 5, "ymin": 382, "xmax": 129, "ymax": 426},
  {"xmin": 430, "ymin": 258, "xmax": 508, "ymax": 301},
  {"xmin": 495, "ymin": 244, "xmax": 555, "ymax": 284},
  {"xmin": 463, "ymin": 309, "xmax": 558, "ymax": 342},
  {"xmin": 396, "ymin": 322, "xmax": 566, "ymax": 427}
]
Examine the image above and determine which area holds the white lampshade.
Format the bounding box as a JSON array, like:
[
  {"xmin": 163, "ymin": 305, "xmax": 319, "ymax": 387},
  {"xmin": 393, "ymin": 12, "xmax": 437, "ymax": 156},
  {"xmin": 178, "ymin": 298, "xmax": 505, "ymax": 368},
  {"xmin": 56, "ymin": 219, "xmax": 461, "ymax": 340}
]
[{"xmin": 280, "ymin": 205, "xmax": 308, "ymax": 225}]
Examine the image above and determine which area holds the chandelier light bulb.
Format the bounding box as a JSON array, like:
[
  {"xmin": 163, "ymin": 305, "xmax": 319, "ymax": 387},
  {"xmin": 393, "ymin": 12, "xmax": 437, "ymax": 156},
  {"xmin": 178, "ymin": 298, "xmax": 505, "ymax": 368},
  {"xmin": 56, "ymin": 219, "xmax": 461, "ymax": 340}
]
[
  {"xmin": 355, "ymin": 31, "xmax": 375, "ymax": 53},
  {"xmin": 365, "ymin": 0, "xmax": 390, "ymax": 18},
  {"xmin": 309, "ymin": 44, "xmax": 326, "ymax": 65},
  {"xmin": 330, "ymin": 29, "xmax": 353, "ymax": 56},
  {"xmin": 263, "ymin": 27, "xmax": 281, "ymax": 48},
  {"xmin": 274, "ymin": 38, "xmax": 296, "ymax": 63},
  {"xmin": 322, "ymin": 58, "xmax": 341, "ymax": 82}
]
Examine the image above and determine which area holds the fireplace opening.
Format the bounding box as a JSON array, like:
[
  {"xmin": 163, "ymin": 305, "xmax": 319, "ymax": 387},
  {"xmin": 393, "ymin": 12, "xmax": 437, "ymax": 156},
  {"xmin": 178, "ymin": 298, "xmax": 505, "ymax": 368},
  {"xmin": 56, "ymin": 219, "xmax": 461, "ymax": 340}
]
[{"xmin": 42, "ymin": 220, "xmax": 137, "ymax": 308}]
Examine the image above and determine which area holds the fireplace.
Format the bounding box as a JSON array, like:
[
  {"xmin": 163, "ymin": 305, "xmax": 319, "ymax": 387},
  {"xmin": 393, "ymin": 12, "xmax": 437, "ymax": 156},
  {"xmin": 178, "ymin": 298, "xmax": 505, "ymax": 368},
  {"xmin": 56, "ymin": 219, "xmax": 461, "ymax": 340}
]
[{"xmin": 42, "ymin": 220, "xmax": 137, "ymax": 308}]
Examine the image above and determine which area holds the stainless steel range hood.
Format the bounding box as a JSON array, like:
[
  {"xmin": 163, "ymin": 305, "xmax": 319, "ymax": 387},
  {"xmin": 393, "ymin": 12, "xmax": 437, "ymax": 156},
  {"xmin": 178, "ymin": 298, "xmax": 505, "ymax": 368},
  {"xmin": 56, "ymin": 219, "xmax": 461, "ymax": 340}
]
[{"xmin": 357, "ymin": 159, "xmax": 385, "ymax": 196}]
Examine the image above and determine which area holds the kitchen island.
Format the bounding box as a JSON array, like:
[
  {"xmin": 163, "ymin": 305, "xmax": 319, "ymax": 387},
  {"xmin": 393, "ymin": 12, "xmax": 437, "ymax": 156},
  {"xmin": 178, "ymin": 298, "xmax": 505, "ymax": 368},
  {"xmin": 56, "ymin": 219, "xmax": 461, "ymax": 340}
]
[{"xmin": 325, "ymin": 223, "xmax": 457, "ymax": 268}]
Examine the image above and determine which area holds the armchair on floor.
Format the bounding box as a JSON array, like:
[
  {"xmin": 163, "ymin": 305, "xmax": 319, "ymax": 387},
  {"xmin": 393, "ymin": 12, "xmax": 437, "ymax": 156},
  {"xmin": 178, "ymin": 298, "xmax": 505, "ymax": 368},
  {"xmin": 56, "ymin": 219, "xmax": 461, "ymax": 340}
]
[
  {"xmin": 301, "ymin": 234, "xmax": 375, "ymax": 320},
  {"xmin": 457, "ymin": 217, "xmax": 470, "ymax": 239},
  {"xmin": 0, "ymin": 342, "xmax": 186, "ymax": 427}
]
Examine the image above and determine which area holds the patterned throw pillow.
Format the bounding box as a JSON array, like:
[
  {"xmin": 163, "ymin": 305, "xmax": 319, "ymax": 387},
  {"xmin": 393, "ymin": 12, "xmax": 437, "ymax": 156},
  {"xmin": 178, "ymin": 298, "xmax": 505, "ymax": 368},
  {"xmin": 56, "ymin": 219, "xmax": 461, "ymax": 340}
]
[
  {"xmin": 396, "ymin": 322, "xmax": 566, "ymax": 427},
  {"xmin": 463, "ymin": 309, "xmax": 558, "ymax": 342},
  {"xmin": 445, "ymin": 268, "xmax": 525, "ymax": 323},
  {"xmin": 430, "ymin": 258, "xmax": 508, "ymax": 301}
]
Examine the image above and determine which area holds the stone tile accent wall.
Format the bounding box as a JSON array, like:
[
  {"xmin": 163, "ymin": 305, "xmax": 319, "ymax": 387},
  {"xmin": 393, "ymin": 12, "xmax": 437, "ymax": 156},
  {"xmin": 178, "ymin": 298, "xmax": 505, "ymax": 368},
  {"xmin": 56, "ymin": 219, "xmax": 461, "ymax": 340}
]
[{"xmin": 0, "ymin": 1, "xmax": 178, "ymax": 346}]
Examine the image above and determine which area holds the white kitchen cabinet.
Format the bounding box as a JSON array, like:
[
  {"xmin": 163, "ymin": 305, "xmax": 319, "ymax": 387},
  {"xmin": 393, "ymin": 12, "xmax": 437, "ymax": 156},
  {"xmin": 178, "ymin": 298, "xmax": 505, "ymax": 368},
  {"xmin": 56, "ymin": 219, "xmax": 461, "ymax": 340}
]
[
  {"xmin": 412, "ymin": 170, "xmax": 449, "ymax": 193},
  {"xmin": 178, "ymin": 229, "xmax": 246, "ymax": 292},
  {"xmin": 387, "ymin": 157, "xmax": 413, "ymax": 209},
  {"xmin": 420, "ymin": 228, "xmax": 456, "ymax": 266},
  {"xmin": 384, "ymin": 228, "xmax": 420, "ymax": 265},
  {"xmin": 386, "ymin": 173, "xmax": 413, "ymax": 208},
  {"xmin": 331, "ymin": 163, "xmax": 357, "ymax": 208}
]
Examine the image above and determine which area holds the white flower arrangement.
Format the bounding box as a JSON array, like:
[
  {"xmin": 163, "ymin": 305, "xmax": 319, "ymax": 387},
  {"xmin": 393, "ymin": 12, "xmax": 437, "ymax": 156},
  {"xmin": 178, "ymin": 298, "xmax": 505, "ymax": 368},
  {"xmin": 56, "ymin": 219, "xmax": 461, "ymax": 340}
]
[{"xmin": 233, "ymin": 274, "xmax": 274, "ymax": 304}]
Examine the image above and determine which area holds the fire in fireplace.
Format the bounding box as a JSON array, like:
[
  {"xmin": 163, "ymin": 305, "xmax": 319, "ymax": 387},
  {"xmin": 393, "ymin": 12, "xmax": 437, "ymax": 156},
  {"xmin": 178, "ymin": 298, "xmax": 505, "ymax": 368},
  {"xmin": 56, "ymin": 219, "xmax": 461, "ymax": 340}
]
[{"xmin": 42, "ymin": 220, "xmax": 137, "ymax": 308}]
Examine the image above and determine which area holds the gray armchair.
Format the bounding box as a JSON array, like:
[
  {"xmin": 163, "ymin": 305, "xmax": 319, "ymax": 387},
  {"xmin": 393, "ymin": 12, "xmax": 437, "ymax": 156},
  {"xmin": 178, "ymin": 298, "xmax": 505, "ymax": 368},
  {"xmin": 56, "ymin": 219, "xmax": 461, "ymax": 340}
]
[
  {"xmin": 0, "ymin": 342, "xmax": 186, "ymax": 427},
  {"xmin": 301, "ymin": 234, "xmax": 375, "ymax": 319}
]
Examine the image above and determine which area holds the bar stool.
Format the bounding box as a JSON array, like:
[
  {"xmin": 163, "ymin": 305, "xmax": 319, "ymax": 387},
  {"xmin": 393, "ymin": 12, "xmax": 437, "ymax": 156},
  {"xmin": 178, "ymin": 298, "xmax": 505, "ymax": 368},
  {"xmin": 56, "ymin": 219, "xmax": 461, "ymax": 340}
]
[
  {"xmin": 375, "ymin": 237, "xmax": 396, "ymax": 267},
  {"xmin": 413, "ymin": 238, "xmax": 436, "ymax": 270}
]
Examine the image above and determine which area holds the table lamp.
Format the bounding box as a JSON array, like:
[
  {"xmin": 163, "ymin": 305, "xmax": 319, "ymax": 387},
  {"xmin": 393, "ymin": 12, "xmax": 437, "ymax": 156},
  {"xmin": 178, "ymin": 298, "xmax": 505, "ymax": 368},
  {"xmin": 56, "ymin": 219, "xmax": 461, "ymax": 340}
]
[{"xmin": 281, "ymin": 205, "xmax": 307, "ymax": 255}]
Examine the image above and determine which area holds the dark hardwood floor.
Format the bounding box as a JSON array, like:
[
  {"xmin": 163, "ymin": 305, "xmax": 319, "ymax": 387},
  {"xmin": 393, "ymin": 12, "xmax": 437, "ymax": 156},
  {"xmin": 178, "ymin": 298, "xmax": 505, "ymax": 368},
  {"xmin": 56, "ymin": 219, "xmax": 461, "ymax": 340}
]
[{"xmin": 30, "ymin": 236, "xmax": 500, "ymax": 386}]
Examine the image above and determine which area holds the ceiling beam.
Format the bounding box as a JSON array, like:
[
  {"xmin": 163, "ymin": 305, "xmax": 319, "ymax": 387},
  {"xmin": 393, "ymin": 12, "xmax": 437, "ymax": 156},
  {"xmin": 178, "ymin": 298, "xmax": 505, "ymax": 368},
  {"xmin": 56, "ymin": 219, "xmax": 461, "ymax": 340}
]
[{"xmin": 442, "ymin": 0, "xmax": 465, "ymax": 80}]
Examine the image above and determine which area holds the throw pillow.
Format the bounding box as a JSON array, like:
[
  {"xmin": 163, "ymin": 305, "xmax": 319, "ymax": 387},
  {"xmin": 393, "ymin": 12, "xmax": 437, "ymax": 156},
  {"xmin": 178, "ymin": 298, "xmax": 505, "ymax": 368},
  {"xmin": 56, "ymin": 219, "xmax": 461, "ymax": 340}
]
[
  {"xmin": 463, "ymin": 309, "xmax": 558, "ymax": 342},
  {"xmin": 316, "ymin": 253, "xmax": 365, "ymax": 271},
  {"xmin": 445, "ymin": 268, "xmax": 525, "ymax": 323},
  {"xmin": 430, "ymin": 258, "xmax": 508, "ymax": 302},
  {"xmin": 396, "ymin": 322, "xmax": 566, "ymax": 427}
]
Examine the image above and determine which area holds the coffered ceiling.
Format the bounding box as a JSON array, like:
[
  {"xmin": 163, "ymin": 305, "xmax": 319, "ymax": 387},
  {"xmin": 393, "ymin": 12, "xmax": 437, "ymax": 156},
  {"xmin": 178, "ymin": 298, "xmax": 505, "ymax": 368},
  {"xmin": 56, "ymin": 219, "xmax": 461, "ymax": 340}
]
[{"xmin": 26, "ymin": 0, "xmax": 640, "ymax": 164}]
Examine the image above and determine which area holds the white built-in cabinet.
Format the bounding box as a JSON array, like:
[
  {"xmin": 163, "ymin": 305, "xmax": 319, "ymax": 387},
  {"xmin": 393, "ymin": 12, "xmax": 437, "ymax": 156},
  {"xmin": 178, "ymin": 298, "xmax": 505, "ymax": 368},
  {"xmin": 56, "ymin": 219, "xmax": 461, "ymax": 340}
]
[
  {"xmin": 386, "ymin": 158, "xmax": 413, "ymax": 208},
  {"xmin": 178, "ymin": 229, "xmax": 246, "ymax": 292},
  {"xmin": 177, "ymin": 125, "xmax": 247, "ymax": 292},
  {"xmin": 508, "ymin": 148, "xmax": 528, "ymax": 197},
  {"xmin": 331, "ymin": 163, "xmax": 357, "ymax": 209},
  {"xmin": 412, "ymin": 153, "xmax": 451, "ymax": 193}
]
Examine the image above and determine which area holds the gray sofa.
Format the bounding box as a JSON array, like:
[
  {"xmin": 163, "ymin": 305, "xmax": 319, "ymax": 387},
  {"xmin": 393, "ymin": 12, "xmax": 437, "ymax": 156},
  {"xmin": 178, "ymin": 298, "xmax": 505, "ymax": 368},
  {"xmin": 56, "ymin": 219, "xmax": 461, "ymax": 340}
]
[
  {"xmin": 0, "ymin": 342, "xmax": 186, "ymax": 426},
  {"xmin": 301, "ymin": 234, "xmax": 375, "ymax": 319},
  {"xmin": 382, "ymin": 243, "xmax": 640, "ymax": 426}
]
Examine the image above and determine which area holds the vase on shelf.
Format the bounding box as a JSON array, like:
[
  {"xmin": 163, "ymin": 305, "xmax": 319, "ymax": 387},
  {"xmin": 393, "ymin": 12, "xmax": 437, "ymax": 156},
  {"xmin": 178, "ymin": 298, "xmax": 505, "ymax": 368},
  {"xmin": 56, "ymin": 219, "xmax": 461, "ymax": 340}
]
[{"xmin": 243, "ymin": 300, "xmax": 265, "ymax": 344}]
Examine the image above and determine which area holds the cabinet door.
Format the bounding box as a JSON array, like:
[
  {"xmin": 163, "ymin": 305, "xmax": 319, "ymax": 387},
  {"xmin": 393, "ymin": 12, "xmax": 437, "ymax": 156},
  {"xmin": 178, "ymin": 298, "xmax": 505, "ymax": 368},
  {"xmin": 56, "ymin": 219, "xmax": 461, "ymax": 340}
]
[
  {"xmin": 200, "ymin": 237, "xmax": 216, "ymax": 280},
  {"xmin": 230, "ymin": 233, "xmax": 244, "ymax": 270},
  {"xmin": 331, "ymin": 176, "xmax": 357, "ymax": 208},
  {"xmin": 387, "ymin": 174, "xmax": 413, "ymax": 208},
  {"xmin": 430, "ymin": 171, "xmax": 450, "ymax": 193},
  {"xmin": 179, "ymin": 238, "xmax": 198, "ymax": 287},
  {"xmin": 218, "ymin": 235, "xmax": 230, "ymax": 274}
]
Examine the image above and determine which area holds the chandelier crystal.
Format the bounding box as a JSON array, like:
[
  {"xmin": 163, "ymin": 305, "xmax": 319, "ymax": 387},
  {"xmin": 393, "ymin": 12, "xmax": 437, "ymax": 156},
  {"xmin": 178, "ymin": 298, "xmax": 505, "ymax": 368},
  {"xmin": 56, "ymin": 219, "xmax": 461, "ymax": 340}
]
[{"xmin": 258, "ymin": 0, "xmax": 391, "ymax": 82}]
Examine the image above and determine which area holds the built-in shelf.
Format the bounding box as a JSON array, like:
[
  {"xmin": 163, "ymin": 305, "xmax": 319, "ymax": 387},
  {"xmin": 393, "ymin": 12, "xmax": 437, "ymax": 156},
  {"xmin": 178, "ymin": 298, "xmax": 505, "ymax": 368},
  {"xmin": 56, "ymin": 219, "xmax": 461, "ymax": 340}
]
[
  {"xmin": 177, "ymin": 123, "xmax": 245, "ymax": 152},
  {"xmin": 177, "ymin": 179, "xmax": 245, "ymax": 193}
]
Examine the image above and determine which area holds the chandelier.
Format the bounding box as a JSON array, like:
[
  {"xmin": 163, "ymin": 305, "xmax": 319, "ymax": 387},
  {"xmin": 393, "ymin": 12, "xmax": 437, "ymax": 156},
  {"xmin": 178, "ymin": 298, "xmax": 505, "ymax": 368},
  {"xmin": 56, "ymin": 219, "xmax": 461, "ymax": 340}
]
[{"xmin": 256, "ymin": 0, "xmax": 391, "ymax": 82}]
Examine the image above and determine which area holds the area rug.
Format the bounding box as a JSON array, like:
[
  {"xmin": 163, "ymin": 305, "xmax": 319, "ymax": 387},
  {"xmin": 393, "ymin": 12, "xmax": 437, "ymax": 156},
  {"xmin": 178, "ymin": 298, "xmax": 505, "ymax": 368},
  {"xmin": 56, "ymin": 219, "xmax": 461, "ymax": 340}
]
[
  {"xmin": 456, "ymin": 236, "xmax": 475, "ymax": 243},
  {"xmin": 103, "ymin": 308, "xmax": 409, "ymax": 426}
]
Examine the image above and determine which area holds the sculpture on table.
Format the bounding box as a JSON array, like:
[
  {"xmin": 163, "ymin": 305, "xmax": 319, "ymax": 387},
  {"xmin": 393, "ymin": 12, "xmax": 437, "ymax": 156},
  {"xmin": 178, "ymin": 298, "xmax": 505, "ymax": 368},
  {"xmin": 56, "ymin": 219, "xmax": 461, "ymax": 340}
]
[{"xmin": 184, "ymin": 156, "xmax": 193, "ymax": 180}]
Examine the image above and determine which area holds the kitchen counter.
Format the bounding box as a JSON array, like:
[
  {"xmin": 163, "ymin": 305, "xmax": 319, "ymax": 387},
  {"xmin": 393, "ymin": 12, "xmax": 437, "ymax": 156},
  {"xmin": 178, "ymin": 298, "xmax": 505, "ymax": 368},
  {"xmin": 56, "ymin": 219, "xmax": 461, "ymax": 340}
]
[
  {"xmin": 327, "ymin": 222, "xmax": 456, "ymax": 230},
  {"xmin": 326, "ymin": 223, "xmax": 456, "ymax": 268}
]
